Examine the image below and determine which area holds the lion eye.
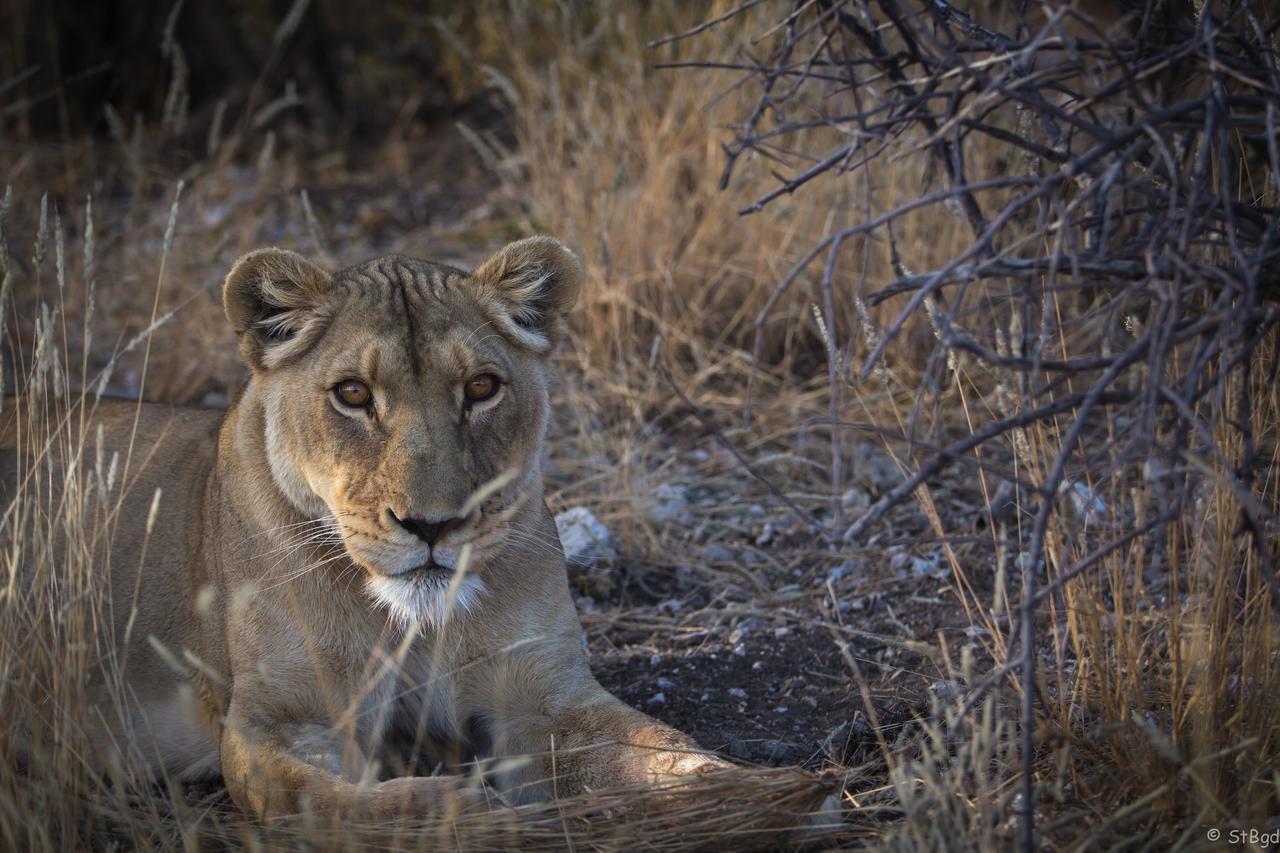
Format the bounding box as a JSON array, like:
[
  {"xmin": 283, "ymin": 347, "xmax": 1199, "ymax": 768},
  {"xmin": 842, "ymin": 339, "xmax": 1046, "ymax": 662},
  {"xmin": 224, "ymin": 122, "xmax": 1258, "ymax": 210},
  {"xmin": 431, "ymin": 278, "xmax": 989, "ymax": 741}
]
[
  {"xmin": 464, "ymin": 373, "xmax": 499, "ymax": 403},
  {"xmin": 335, "ymin": 380, "xmax": 372, "ymax": 408}
]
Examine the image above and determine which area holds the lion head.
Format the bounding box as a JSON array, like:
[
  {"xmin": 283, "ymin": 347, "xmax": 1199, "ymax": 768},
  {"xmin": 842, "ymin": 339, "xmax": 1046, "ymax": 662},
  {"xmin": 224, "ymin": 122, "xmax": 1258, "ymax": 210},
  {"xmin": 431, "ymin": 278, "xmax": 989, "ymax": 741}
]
[{"xmin": 222, "ymin": 237, "xmax": 582, "ymax": 627}]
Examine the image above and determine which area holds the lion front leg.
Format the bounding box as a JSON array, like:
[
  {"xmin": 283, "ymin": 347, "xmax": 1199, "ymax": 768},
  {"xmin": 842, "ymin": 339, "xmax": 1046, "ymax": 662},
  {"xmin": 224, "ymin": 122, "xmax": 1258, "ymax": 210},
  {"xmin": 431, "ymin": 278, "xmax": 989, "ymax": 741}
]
[
  {"xmin": 220, "ymin": 702, "xmax": 485, "ymax": 821},
  {"xmin": 481, "ymin": 684, "xmax": 732, "ymax": 801},
  {"xmin": 549, "ymin": 695, "xmax": 733, "ymax": 790}
]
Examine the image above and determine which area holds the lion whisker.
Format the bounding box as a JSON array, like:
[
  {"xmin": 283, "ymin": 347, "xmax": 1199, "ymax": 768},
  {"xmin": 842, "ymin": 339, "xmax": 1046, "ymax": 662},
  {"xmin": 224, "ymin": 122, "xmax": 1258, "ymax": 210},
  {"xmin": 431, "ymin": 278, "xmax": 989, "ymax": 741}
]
[
  {"xmin": 234, "ymin": 512, "xmax": 354, "ymax": 545},
  {"xmin": 258, "ymin": 551, "xmax": 354, "ymax": 593}
]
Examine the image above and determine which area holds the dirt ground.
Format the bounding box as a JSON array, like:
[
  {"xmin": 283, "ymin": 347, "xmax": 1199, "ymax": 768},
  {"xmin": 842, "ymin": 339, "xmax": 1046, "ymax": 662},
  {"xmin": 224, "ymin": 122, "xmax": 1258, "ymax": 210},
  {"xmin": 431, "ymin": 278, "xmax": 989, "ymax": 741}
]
[{"xmin": 564, "ymin": 440, "xmax": 983, "ymax": 779}]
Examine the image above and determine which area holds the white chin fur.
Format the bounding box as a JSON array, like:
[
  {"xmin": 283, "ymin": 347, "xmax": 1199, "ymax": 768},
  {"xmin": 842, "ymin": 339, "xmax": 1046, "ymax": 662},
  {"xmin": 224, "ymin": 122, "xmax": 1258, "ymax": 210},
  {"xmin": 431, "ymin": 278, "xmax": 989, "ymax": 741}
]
[{"xmin": 365, "ymin": 571, "xmax": 486, "ymax": 631}]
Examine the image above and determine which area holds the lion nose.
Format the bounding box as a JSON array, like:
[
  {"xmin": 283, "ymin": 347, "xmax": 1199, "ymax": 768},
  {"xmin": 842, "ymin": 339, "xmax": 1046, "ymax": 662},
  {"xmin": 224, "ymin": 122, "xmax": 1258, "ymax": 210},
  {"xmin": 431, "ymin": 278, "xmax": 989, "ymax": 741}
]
[{"xmin": 388, "ymin": 511, "xmax": 465, "ymax": 546}]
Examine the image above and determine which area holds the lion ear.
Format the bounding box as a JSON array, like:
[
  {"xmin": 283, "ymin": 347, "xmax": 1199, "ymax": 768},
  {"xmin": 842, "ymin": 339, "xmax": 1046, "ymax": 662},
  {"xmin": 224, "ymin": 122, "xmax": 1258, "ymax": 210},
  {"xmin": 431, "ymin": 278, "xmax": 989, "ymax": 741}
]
[
  {"xmin": 223, "ymin": 248, "xmax": 335, "ymax": 370},
  {"xmin": 469, "ymin": 237, "xmax": 582, "ymax": 351}
]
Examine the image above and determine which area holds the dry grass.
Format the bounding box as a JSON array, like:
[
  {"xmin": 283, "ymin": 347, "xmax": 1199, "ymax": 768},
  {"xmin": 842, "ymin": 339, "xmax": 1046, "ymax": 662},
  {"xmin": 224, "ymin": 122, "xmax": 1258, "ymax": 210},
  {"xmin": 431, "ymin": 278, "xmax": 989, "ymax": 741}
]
[
  {"xmin": 0, "ymin": 172, "xmax": 846, "ymax": 851},
  {"xmin": 2, "ymin": 0, "xmax": 1278, "ymax": 850},
  {"xmin": 486, "ymin": 1, "xmax": 1280, "ymax": 846}
]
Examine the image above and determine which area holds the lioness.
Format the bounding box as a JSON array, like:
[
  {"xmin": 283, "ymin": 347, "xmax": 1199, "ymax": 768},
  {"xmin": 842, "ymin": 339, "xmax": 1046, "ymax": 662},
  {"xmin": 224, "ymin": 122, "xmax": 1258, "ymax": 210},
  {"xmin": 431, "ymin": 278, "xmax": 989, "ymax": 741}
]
[{"xmin": 2, "ymin": 238, "xmax": 727, "ymax": 819}]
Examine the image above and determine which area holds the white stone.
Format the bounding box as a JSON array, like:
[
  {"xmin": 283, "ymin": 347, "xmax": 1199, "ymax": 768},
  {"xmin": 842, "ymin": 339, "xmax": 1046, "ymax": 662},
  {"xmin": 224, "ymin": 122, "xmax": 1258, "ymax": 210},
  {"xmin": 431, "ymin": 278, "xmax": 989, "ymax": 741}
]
[{"xmin": 554, "ymin": 506, "xmax": 619, "ymax": 566}]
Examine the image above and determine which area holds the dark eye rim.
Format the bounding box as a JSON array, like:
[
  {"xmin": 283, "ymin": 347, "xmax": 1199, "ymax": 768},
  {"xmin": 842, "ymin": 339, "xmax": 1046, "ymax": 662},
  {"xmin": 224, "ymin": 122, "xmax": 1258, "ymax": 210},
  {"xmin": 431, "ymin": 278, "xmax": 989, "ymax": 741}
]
[
  {"xmin": 463, "ymin": 373, "xmax": 501, "ymax": 404},
  {"xmin": 333, "ymin": 379, "xmax": 373, "ymax": 409}
]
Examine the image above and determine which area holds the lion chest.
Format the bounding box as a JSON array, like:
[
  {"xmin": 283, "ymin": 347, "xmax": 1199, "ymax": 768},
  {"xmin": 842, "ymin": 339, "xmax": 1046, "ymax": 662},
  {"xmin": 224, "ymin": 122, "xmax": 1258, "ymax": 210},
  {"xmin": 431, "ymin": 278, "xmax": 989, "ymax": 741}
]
[{"xmin": 365, "ymin": 640, "xmax": 470, "ymax": 763}]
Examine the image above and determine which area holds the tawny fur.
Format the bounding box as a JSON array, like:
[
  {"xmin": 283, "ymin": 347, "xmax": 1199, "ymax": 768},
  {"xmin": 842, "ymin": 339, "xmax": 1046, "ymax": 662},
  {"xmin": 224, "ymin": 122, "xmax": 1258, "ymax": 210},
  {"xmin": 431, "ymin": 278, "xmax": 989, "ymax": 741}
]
[{"xmin": 1, "ymin": 237, "xmax": 728, "ymax": 821}]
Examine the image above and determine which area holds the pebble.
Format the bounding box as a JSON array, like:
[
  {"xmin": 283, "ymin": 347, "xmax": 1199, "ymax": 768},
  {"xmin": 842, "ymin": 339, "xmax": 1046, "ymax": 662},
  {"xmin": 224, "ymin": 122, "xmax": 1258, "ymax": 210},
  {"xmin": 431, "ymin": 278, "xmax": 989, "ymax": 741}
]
[
  {"xmin": 656, "ymin": 676, "xmax": 675, "ymax": 690},
  {"xmin": 841, "ymin": 486, "xmax": 871, "ymax": 514},
  {"xmin": 647, "ymin": 692, "xmax": 666, "ymax": 705},
  {"xmin": 909, "ymin": 555, "xmax": 938, "ymax": 577},
  {"xmin": 827, "ymin": 560, "xmax": 858, "ymax": 584},
  {"xmin": 649, "ymin": 653, "xmax": 662, "ymax": 666},
  {"xmin": 1060, "ymin": 480, "xmax": 1109, "ymax": 525},
  {"xmin": 931, "ymin": 680, "xmax": 965, "ymax": 702},
  {"xmin": 760, "ymin": 739, "xmax": 794, "ymax": 761},
  {"xmin": 728, "ymin": 687, "xmax": 748, "ymax": 699},
  {"xmin": 991, "ymin": 479, "xmax": 1018, "ymax": 519},
  {"xmin": 703, "ymin": 543, "xmax": 735, "ymax": 563},
  {"xmin": 648, "ymin": 482, "xmax": 691, "ymax": 525},
  {"xmin": 889, "ymin": 547, "xmax": 950, "ymax": 580},
  {"xmin": 853, "ymin": 441, "xmax": 902, "ymax": 494},
  {"xmin": 554, "ymin": 507, "xmax": 619, "ymax": 566}
]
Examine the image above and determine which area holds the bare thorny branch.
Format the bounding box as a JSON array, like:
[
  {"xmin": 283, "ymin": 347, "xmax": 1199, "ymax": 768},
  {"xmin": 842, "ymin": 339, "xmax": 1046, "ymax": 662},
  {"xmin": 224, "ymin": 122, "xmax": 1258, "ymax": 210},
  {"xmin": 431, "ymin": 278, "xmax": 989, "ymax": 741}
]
[{"xmin": 665, "ymin": 1, "xmax": 1280, "ymax": 848}]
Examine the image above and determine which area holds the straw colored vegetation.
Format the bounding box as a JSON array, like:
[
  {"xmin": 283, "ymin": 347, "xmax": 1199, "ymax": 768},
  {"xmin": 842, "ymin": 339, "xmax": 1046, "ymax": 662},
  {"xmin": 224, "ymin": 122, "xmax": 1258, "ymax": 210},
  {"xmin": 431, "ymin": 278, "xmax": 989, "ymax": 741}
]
[{"xmin": 2, "ymin": 1, "xmax": 1277, "ymax": 850}]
